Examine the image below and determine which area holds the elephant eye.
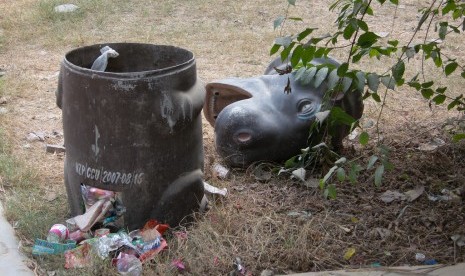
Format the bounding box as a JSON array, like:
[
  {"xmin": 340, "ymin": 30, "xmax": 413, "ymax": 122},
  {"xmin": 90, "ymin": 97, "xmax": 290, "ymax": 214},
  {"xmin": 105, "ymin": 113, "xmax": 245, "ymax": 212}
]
[
  {"xmin": 300, "ymin": 102, "xmax": 313, "ymax": 113},
  {"xmin": 297, "ymin": 99, "xmax": 314, "ymax": 113},
  {"xmin": 297, "ymin": 99, "xmax": 319, "ymax": 120}
]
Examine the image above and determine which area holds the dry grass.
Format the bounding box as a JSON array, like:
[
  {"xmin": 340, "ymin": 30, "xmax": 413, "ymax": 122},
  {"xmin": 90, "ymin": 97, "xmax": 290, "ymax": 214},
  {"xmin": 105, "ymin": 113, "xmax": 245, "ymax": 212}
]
[{"xmin": 0, "ymin": 0, "xmax": 464, "ymax": 275}]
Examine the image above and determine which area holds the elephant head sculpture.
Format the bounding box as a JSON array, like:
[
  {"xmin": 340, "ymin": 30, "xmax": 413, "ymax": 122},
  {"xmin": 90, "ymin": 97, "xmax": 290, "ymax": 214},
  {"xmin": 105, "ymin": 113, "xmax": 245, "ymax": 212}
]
[{"xmin": 204, "ymin": 57, "xmax": 364, "ymax": 167}]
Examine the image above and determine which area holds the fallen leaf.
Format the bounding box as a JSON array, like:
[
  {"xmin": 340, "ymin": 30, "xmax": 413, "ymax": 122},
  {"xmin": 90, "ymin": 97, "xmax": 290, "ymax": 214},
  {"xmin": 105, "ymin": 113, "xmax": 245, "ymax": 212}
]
[
  {"xmin": 404, "ymin": 185, "xmax": 424, "ymax": 202},
  {"xmin": 343, "ymin": 247, "xmax": 356, "ymax": 260},
  {"xmin": 379, "ymin": 190, "xmax": 406, "ymax": 203}
]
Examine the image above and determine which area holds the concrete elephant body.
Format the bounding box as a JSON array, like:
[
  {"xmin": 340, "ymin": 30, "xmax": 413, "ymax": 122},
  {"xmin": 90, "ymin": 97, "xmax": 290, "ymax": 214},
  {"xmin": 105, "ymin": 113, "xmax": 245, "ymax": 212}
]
[{"xmin": 204, "ymin": 57, "xmax": 364, "ymax": 167}]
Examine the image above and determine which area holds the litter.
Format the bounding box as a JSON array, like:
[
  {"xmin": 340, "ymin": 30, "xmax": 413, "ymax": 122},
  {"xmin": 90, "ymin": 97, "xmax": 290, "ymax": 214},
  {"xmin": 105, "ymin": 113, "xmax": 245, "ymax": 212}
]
[
  {"xmin": 32, "ymin": 239, "xmax": 76, "ymax": 255},
  {"xmin": 291, "ymin": 168, "xmax": 306, "ymax": 182},
  {"xmin": 35, "ymin": 185, "xmax": 170, "ymax": 274},
  {"xmin": 64, "ymin": 242, "xmax": 92, "ymax": 269},
  {"xmin": 213, "ymin": 163, "xmax": 230, "ymax": 179},
  {"xmin": 451, "ymin": 234, "xmax": 465, "ymax": 247},
  {"xmin": 171, "ymin": 258, "xmax": 186, "ymax": 272},
  {"xmin": 231, "ymin": 257, "xmax": 249, "ymax": 276},
  {"xmin": 203, "ymin": 181, "xmax": 228, "ymax": 196},
  {"xmin": 72, "ymin": 199, "xmax": 112, "ymax": 232},
  {"xmin": 69, "ymin": 230, "xmax": 90, "ymax": 243},
  {"xmin": 91, "ymin": 46, "xmax": 119, "ymax": 72},
  {"xmin": 81, "ymin": 185, "xmax": 115, "ymax": 207},
  {"xmin": 424, "ymin": 259, "xmax": 438, "ymax": 265},
  {"xmin": 47, "ymin": 224, "xmax": 69, "ymax": 243},
  {"xmin": 116, "ymin": 253, "xmax": 142, "ymax": 276},
  {"xmin": 45, "ymin": 144, "xmax": 66, "ymax": 154},
  {"xmin": 415, "ymin": 253, "xmax": 426, "ymax": 262},
  {"xmin": 94, "ymin": 228, "xmax": 110, "ymax": 238},
  {"xmin": 428, "ymin": 188, "xmax": 462, "ymax": 202}
]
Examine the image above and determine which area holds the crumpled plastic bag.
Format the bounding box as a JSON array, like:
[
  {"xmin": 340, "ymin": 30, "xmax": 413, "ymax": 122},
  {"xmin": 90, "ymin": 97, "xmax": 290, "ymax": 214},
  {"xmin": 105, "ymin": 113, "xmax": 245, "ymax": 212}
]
[
  {"xmin": 96, "ymin": 232, "xmax": 136, "ymax": 259},
  {"xmin": 64, "ymin": 243, "xmax": 92, "ymax": 269},
  {"xmin": 116, "ymin": 252, "xmax": 143, "ymax": 276},
  {"xmin": 91, "ymin": 46, "xmax": 119, "ymax": 71}
]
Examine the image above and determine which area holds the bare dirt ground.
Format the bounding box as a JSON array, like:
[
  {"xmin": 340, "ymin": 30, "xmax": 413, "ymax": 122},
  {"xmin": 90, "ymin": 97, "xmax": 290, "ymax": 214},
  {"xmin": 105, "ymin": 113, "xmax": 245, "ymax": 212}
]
[{"xmin": 0, "ymin": 0, "xmax": 464, "ymax": 275}]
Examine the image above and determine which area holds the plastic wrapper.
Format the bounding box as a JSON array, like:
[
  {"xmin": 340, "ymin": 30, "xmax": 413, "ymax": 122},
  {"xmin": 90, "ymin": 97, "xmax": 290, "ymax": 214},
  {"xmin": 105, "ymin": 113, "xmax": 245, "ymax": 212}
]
[
  {"xmin": 69, "ymin": 230, "xmax": 91, "ymax": 243},
  {"xmin": 171, "ymin": 258, "xmax": 186, "ymax": 272},
  {"xmin": 141, "ymin": 219, "xmax": 169, "ymax": 235},
  {"xmin": 91, "ymin": 46, "xmax": 119, "ymax": 72},
  {"xmin": 73, "ymin": 199, "xmax": 112, "ymax": 232},
  {"xmin": 116, "ymin": 253, "xmax": 143, "ymax": 276},
  {"xmin": 139, "ymin": 238, "xmax": 168, "ymax": 263},
  {"xmin": 203, "ymin": 181, "xmax": 228, "ymax": 196},
  {"xmin": 32, "ymin": 239, "xmax": 76, "ymax": 255},
  {"xmin": 141, "ymin": 236, "xmax": 161, "ymax": 253},
  {"xmin": 65, "ymin": 243, "xmax": 93, "ymax": 269},
  {"xmin": 95, "ymin": 228, "xmax": 110, "ymax": 237},
  {"xmin": 95, "ymin": 232, "xmax": 138, "ymax": 259},
  {"xmin": 81, "ymin": 184, "xmax": 115, "ymax": 207}
]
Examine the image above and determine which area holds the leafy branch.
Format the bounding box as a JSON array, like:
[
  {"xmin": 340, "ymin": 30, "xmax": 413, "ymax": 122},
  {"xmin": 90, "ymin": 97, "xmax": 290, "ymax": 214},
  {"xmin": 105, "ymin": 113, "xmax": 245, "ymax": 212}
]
[{"xmin": 271, "ymin": 0, "xmax": 465, "ymax": 195}]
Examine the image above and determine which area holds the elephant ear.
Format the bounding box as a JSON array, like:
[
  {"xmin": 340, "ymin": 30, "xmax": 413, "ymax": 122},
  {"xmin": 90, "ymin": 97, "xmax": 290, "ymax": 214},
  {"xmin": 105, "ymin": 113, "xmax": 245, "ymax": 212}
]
[{"xmin": 203, "ymin": 78, "xmax": 268, "ymax": 127}]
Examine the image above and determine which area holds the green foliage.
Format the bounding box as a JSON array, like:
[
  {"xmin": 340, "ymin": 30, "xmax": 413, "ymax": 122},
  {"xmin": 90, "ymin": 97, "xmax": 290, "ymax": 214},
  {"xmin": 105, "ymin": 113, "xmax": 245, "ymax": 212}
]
[
  {"xmin": 273, "ymin": 0, "xmax": 465, "ymax": 112},
  {"xmin": 374, "ymin": 164, "xmax": 384, "ymax": 187},
  {"xmin": 272, "ymin": 0, "xmax": 465, "ymax": 198},
  {"xmin": 359, "ymin": 131, "xmax": 369, "ymax": 145},
  {"xmin": 453, "ymin": 133, "xmax": 465, "ymax": 142}
]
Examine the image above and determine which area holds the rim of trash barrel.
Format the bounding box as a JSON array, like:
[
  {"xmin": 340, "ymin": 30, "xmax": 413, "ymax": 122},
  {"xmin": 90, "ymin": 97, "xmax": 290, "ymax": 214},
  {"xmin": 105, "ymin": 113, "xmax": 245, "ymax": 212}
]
[{"xmin": 63, "ymin": 43, "xmax": 195, "ymax": 79}]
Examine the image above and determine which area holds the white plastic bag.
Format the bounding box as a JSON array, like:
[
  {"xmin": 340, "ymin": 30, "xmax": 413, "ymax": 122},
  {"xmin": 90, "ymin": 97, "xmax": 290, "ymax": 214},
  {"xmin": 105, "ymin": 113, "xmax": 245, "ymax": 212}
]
[{"xmin": 91, "ymin": 46, "xmax": 119, "ymax": 71}]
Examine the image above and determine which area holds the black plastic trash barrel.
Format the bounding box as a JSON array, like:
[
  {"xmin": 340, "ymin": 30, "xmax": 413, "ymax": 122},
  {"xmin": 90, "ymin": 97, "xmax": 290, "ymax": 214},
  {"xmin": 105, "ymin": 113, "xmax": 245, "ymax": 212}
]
[{"xmin": 56, "ymin": 43, "xmax": 205, "ymax": 230}]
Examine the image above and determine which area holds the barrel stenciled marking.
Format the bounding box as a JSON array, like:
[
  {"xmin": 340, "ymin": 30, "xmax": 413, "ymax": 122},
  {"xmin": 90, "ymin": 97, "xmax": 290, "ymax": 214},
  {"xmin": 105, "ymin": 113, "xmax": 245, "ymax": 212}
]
[{"xmin": 75, "ymin": 162, "xmax": 144, "ymax": 185}]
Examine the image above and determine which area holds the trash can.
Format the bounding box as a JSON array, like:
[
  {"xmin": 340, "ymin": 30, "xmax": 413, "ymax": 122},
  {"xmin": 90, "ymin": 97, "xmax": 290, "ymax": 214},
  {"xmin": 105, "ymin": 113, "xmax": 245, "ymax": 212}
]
[{"xmin": 56, "ymin": 43, "xmax": 205, "ymax": 230}]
